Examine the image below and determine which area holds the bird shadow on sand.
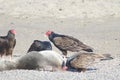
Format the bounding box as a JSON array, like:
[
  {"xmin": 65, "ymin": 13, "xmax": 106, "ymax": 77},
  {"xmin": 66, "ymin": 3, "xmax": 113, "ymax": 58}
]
[{"xmin": 67, "ymin": 67, "xmax": 97, "ymax": 72}]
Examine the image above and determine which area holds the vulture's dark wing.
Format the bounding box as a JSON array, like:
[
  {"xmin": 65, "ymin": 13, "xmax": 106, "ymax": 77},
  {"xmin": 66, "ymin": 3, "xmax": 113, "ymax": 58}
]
[
  {"xmin": 27, "ymin": 42, "xmax": 36, "ymax": 52},
  {"xmin": 0, "ymin": 36, "xmax": 6, "ymax": 39},
  {"xmin": 0, "ymin": 38, "xmax": 8, "ymax": 53},
  {"xmin": 42, "ymin": 41, "xmax": 52, "ymax": 50},
  {"xmin": 0, "ymin": 38, "xmax": 8, "ymax": 45},
  {"xmin": 27, "ymin": 41, "xmax": 43, "ymax": 52},
  {"xmin": 70, "ymin": 53, "xmax": 95, "ymax": 68},
  {"xmin": 13, "ymin": 39, "xmax": 16, "ymax": 48},
  {"xmin": 70, "ymin": 53, "xmax": 113, "ymax": 69},
  {"xmin": 53, "ymin": 36, "xmax": 84, "ymax": 51}
]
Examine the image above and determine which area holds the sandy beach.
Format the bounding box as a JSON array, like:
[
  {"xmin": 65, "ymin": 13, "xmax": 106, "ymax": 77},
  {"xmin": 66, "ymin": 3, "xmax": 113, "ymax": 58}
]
[{"xmin": 0, "ymin": 0, "xmax": 120, "ymax": 80}]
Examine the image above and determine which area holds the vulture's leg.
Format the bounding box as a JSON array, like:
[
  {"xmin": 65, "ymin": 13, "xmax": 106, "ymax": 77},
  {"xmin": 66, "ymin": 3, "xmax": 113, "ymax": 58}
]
[
  {"xmin": 0, "ymin": 54, "xmax": 4, "ymax": 60},
  {"xmin": 1, "ymin": 50, "xmax": 6, "ymax": 60},
  {"xmin": 9, "ymin": 55, "xmax": 12, "ymax": 61},
  {"xmin": 8, "ymin": 49, "xmax": 13, "ymax": 61}
]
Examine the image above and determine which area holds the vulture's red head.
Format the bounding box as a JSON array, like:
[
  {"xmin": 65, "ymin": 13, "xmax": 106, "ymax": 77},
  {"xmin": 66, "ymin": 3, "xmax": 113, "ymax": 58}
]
[
  {"xmin": 45, "ymin": 31, "xmax": 52, "ymax": 36},
  {"xmin": 9, "ymin": 29, "xmax": 16, "ymax": 35}
]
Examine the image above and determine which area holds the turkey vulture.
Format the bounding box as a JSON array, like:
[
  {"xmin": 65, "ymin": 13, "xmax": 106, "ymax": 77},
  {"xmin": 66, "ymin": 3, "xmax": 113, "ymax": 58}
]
[
  {"xmin": 45, "ymin": 31, "xmax": 93, "ymax": 56},
  {"xmin": 0, "ymin": 29, "xmax": 16, "ymax": 59},
  {"xmin": 27, "ymin": 40, "xmax": 52, "ymax": 53},
  {"xmin": 66, "ymin": 52, "xmax": 113, "ymax": 72}
]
